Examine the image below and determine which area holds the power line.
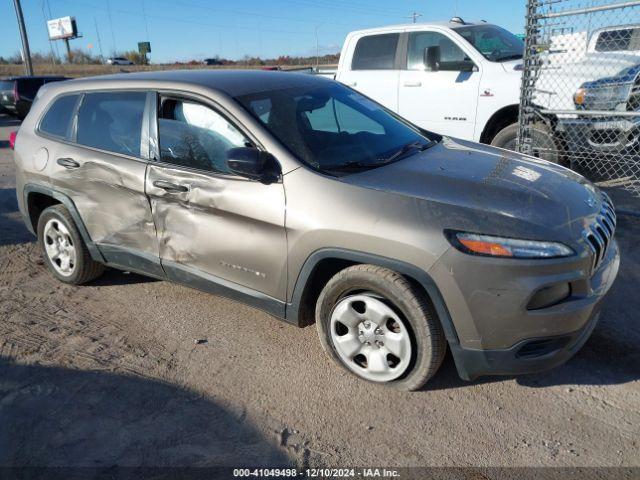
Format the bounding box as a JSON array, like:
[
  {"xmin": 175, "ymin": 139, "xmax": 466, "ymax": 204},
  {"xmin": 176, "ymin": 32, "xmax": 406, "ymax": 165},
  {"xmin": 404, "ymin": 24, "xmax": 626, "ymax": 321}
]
[
  {"xmin": 94, "ymin": 16, "xmax": 104, "ymax": 59},
  {"xmin": 279, "ymin": 0, "xmax": 407, "ymax": 18},
  {"xmin": 105, "ymin": 0, "xmax": 116, "ymax": 53},
  {"xmin": 55, "ymin": 0, "xmax": 322, "ymax": 36},
  {"xmin": 141, "ymin": 0, "xmax": 151, "ymax": 41},
  {"xmin": 139, "ymin": 0, "xmax": 376, "ymax": 29},
  {"xmin": 39, "ymin": 0, "xmax": 58, "ymax": 66},
  {"xmin": 44, "ymin": 0, "xmax": 61, "ymax": 58}
]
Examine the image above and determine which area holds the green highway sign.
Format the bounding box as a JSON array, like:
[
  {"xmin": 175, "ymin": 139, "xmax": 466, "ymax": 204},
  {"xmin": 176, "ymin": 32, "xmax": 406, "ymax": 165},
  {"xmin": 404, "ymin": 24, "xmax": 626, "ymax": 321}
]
[{"xmin": 138, "ymin": 42, "xmax": 151, "ymax": 54}]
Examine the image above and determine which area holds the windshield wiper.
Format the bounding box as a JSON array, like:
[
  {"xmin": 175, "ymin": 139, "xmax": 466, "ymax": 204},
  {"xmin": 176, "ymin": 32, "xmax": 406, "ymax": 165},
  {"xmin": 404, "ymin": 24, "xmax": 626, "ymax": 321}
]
[
  {"xmin": 377, "ymin": 140, "xmax": 432, "ymax": 163},
  {"xmin": 325, "ymin": 140, "xmax": 434, "ymax": 173}
]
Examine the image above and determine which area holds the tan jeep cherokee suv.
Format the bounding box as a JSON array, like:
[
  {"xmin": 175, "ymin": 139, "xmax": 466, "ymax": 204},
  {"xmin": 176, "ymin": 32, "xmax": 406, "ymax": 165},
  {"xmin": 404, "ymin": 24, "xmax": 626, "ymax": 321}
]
[{"xmin": 12, "ymin": 70, "xmax": 619, "ymax": 389}]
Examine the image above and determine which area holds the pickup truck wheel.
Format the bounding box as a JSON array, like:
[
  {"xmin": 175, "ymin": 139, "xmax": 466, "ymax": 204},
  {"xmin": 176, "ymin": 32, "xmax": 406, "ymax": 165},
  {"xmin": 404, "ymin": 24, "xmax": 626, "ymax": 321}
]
[
  {"xmin": 491, "ymin": 122, "xmax": 563, "ymax": 164},
  {"xmin": 315, "ymin": 265, "xmax": 446, "ymax": 391},
  {"xmin": 37, "ymin": 205, "xmax": 105, "ymax": 285}
]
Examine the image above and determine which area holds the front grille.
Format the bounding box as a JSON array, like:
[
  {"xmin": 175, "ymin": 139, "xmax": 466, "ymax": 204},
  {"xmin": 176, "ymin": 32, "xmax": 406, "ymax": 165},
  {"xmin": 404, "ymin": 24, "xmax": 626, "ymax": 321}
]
[{"xmin": 583, "ymin": 192, "xmax": 616, "ymax": 273}]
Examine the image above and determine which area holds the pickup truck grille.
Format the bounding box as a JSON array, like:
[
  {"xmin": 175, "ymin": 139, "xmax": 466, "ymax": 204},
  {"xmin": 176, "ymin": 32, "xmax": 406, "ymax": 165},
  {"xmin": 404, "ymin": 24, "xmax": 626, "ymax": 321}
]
[{"xmin": 583, "ymin": 192, "xmax": 616, "ymax": 273}]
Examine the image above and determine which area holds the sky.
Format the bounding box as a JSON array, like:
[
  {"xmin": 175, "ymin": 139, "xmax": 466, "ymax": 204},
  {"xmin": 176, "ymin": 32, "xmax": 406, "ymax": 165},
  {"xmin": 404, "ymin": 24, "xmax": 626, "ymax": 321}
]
[{"xmin": 0, "ymin": 0, "xmax": 527, "ymax": 63}]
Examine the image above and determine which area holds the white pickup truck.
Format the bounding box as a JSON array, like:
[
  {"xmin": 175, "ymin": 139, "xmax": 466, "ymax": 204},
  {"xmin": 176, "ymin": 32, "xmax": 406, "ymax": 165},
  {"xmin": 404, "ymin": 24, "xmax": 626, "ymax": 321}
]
[{"xmin": 330, "ymin": 18, "xmax": 640, "ymax": 161}]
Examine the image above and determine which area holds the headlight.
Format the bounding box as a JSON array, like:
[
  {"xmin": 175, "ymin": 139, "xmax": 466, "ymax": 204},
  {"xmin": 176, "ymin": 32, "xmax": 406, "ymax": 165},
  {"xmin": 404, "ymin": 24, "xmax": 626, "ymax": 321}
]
[
  {"xmin": 574, "ymin": 88, "xmax": 587, "ymax": 106},
  {"xmin": 574, "ymin": 83, "xmax": 633, "ymax": 111},
  {"xmin": 448, "ymin": 231, "xmax": 574, "ymax": 259}
]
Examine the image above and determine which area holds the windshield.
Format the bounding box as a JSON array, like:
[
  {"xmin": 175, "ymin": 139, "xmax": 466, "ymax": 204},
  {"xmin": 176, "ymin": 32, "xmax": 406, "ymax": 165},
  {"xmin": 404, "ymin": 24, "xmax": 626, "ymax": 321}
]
[
  {"xmin": 454, "ymin": 25, "xmax": 524, "ymax": 62},
  {"xmin": 235, "ymin": 82, "xmax": 436, "ymax": 175}
]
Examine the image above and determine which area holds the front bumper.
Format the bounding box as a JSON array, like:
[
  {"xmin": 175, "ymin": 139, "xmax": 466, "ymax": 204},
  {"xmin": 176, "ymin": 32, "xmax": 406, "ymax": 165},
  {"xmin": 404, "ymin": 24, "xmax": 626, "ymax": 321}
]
[
  {"xmin": 451, "ymin": 308, "xmax": 602, "ymax": 381},
  {"xmin": 432, "ymin": 237, "xmax": 620, "ymax": 381}
]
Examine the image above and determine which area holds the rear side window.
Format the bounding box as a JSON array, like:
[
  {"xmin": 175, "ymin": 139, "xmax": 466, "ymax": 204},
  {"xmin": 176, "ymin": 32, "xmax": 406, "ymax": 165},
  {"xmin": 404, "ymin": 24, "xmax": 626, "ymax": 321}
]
[
  {"xmin": 77, "ymin": 91, "xmax": 146, "ymax": 157},
  {"xmin": 352, "ymin": 33, "xmax": 399, "ymax": 70},
  {"xmin": 39, "ymin": 94, "xmax": 80, "ymax": 140}
]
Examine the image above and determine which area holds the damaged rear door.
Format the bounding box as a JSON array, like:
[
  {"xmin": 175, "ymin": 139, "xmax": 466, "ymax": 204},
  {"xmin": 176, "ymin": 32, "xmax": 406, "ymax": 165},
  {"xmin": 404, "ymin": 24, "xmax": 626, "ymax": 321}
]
[
  {"xmin": 47, "ymin": 90, "xmax": 162, "ymax": 276},
  {"xmin": 145, "ymin": 93, "xmax": 287, "ymax": 316}
]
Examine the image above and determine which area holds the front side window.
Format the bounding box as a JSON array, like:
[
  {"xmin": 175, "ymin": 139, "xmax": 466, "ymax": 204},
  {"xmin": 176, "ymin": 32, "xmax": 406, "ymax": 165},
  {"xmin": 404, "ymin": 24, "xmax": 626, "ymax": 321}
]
[
  {"xmin": 76, "ymin": 91, "xmax": 146, "ymax": 157},
  {"xmin": 454, "ymin": 25, "xmax": 524, "ymax": 62},
  {"xmin": 236, "ymin": 82, "xmax": 436, "ymax": 176},
  {"xmin": 407, "ymin": 31, "xmax": 469, "ymax": 70},
  {"xmin": 352, "ymin": 33, "xmax": 399, "ymax": 70},
  {"xmin": 39, "ymin": 94, "xmax": 80, "ymax": 140},
  {"xmin": 157, "ymin": 98, "xmax": 250, "ymax": 174}
]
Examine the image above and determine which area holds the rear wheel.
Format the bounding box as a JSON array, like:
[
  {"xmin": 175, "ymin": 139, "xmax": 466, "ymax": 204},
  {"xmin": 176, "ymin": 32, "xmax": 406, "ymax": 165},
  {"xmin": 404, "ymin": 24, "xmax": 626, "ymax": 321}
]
[
  {"xmin": 315, "ymin": 265, "xmax": 446, "ymax": 391},
  {"xmin": 37, "ymin": 205, "xmax": 105, "ymax": 284}
]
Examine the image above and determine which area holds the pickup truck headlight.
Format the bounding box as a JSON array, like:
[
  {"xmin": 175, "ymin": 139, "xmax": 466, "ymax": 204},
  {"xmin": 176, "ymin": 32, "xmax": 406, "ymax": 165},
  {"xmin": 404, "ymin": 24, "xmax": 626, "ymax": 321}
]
[
  {"xmin": 574, "ymin": 84, "xmax": 633, "ymax": 111},
  {"xmin": 574, "ymin": 88, "xmax": 587, "ymax": 106},
  {"xmin": 448, "ymin": 231, "xmax": 574, "ymax": 259}
]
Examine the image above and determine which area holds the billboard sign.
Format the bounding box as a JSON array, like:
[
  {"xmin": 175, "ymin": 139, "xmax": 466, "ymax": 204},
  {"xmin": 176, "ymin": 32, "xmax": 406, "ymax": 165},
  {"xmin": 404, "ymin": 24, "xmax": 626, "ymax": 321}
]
[{"xmin": 47, "ymin": 16, "xmax": 77, "ymax": 40}]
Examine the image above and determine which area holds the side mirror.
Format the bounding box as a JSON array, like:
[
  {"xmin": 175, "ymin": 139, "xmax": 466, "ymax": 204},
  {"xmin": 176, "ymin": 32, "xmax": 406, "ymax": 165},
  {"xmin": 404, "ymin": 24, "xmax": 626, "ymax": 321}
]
[
  {"xmin": 424, "ymin": 46, "xmax": 441, "ymax": 71},
  {"xmin": 457, "ymin": 60, "xmax": 478, "ymax": 72},
  {"xmin": 226, "ymin": 147, "xmax": 280, "ymax": 184}
]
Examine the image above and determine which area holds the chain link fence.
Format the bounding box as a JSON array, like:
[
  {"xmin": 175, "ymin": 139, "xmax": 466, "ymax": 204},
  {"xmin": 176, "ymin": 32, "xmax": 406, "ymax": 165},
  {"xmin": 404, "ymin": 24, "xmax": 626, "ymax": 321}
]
[{"xmin": 518, "ymin": 0, "xmax": 640, "ymax": 196}]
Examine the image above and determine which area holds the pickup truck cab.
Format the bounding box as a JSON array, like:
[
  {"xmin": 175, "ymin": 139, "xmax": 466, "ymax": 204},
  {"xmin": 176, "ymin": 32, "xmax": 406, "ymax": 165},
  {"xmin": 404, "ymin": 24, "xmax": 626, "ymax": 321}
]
[
  {"xmin": 335, "ymin": 18, "xmax": 525, "ymax": 150},
  {"xmin": 334, "ymin": 19, "xmax": 640, "ymax": 161}
]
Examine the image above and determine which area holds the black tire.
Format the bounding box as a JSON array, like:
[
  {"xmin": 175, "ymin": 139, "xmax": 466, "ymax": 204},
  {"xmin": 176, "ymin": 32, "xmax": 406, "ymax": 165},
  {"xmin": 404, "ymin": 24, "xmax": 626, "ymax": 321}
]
[
  {"xmin": 491, "ymin": 122, "xmax": 565, "ymax": 165},
  {"xmin": 37, "ymin": 204, "xmax": 105, "ymax": 284},
  {"xmin": 315, "ymin": 264, "xmax": 446, "ymax": 391}
]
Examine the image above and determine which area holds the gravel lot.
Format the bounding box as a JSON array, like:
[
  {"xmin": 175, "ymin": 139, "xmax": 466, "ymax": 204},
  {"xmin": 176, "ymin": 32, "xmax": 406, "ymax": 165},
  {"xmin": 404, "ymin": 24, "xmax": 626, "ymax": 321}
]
[{"xmin": 0, "ymin": 113, "xmax": 638, "ymax": 470}]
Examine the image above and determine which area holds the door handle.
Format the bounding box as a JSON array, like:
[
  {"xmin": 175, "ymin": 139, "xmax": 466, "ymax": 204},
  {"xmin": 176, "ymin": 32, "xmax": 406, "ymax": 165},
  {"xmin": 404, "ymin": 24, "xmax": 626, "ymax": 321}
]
[
  {"xmin": 56, "ymin": 157, "xmax": 80, "ymax": 169},
  {"xmin": 153, "ymin": 180, "xmax": 189, "ymax": 193},
  {"xmin": 403, "ymin": 81, "xmax": 422, "ymax": 87}
]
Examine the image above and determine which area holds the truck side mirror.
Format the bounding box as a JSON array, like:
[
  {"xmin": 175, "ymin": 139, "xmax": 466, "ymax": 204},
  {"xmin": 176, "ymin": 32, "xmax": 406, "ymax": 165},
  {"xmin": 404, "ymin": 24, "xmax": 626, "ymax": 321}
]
[{"xmin": 424, "ymin": 46, "xmax": 441, "ymax": 71}]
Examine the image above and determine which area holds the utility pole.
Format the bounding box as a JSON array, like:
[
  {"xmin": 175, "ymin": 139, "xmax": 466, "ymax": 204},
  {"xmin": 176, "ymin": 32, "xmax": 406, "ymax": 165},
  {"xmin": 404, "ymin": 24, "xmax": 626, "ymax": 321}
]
[
  {"xmin": 13, "ymin": 0, "xmax": 33, "ymax": 76},
  {"xmin": 63, "ymin": 38, "xmax": 72, "ymax": 63},
  {"xmin": 315, "ymin": 23, "xmax": 323, "ymax": 70},
  {"xmin": 405, "ymin": 11, "xmax": 423, "ymax": 23}
]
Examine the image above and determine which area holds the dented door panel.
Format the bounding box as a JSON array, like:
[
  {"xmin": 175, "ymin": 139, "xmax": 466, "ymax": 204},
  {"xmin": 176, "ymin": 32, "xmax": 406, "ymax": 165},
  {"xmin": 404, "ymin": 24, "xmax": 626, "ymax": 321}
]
[
  {"xmin": 146, "ymin": 164, "xmax": 287, "ymax": 300},
  {"xmin": 48, "ymin": 144, "xmax": 160, "ymax": 271}
]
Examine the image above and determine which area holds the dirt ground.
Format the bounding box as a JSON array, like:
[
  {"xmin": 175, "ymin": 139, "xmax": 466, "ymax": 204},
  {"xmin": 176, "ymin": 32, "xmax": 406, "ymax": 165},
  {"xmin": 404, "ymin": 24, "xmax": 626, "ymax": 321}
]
[{"xmin": 0, "ymin": 114, "xmax": 638, "ymax": 470}]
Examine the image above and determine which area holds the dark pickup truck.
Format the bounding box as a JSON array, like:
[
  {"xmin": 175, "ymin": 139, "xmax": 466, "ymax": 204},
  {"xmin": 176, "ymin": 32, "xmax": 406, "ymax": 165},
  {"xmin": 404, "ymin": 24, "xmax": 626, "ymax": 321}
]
[{"xmin": 0, "ymin": 76, "xmax": 68, "ymax": 120}]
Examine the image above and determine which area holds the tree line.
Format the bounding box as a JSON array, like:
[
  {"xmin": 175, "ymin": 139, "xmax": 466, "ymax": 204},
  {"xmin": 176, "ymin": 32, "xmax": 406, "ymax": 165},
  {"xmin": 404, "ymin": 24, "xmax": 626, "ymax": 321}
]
[{"xmin": 0, "ymin": 51, "xmax": 340, "ymax": 66}]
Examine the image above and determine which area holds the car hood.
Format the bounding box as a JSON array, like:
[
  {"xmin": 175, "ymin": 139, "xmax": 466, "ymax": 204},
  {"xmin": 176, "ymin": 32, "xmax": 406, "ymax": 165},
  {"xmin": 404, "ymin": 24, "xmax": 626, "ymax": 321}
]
[{"xmin": 340, "ymin": 137, "xmax": 602, "ymax": 240}]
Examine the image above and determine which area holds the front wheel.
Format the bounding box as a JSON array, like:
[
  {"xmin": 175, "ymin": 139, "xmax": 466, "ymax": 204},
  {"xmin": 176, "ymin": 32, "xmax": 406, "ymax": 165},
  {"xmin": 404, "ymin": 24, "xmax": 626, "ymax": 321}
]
[
  {"xmin": 315, "ymin": 265, "xmax": 446, "ymax": 391},
  {"xmin": 491, "ymin": 122, "xmax": 564, "ymax": 164}
]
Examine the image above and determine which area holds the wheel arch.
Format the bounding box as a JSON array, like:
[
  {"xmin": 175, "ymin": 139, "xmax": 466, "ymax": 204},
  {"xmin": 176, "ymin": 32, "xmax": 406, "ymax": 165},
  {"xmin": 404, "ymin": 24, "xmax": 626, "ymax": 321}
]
[
  {"xmin": 23, "ymin": 184, "xmax": 104, "ymax": 262},
  {"xmin": 479, "ymin": 104, "xmax": 520, "ymax": 145},
  {"xmin": 286, "ymin": 248, "xmax": 460, "ymax": 346}
]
